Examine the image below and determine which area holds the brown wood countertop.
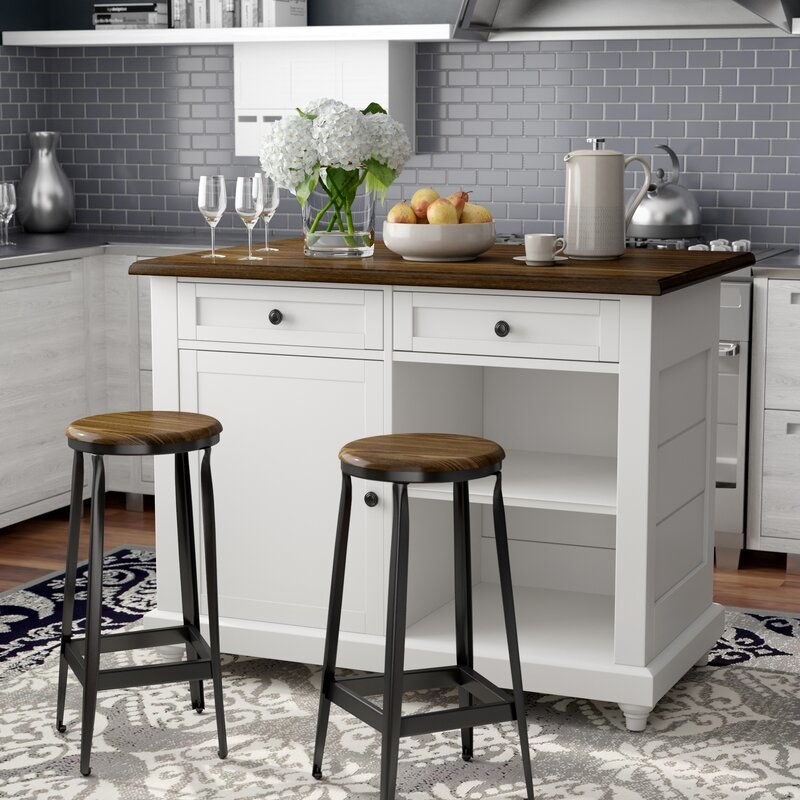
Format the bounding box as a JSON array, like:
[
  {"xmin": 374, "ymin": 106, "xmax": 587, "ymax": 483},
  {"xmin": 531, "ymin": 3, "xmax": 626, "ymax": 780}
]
[{"xmin": 129, "ymin": 237, "xmax": 755, "ymax": 296}]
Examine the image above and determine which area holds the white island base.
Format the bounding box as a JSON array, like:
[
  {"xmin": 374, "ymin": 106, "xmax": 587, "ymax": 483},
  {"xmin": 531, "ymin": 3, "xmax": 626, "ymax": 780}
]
[{"xmin": 140, "ymin": 257, "xmax": 729, "ymax": 733}]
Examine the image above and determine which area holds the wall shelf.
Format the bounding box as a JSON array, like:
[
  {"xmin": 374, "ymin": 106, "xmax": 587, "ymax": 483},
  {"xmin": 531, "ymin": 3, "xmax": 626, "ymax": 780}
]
[{"xmin": 2, "ymin": 24, "xmax": 453, "ymax": 47}]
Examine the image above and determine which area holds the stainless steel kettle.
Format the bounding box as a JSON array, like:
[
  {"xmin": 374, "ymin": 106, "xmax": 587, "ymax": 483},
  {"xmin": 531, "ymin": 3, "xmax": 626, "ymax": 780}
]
[{"xmin": 626, "ymin": 144, "xmax": 702, "ymax": 239}]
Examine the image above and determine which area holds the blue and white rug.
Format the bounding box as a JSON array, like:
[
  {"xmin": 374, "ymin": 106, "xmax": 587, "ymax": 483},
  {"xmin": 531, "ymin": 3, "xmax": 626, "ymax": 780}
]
[{"xmin": 1, "ymin": 550, "xmax": 800, "ymax": 799}]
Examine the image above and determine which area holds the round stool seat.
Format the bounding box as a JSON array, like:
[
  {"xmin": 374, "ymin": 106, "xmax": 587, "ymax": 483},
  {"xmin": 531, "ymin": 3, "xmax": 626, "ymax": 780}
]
[
  {"xmin": 66, "ymin": 411, "xmax": 222, "ymax": 456},
  {"xmin": 339, "ymin": 433, "xmax": 505, "ymax": 484}
]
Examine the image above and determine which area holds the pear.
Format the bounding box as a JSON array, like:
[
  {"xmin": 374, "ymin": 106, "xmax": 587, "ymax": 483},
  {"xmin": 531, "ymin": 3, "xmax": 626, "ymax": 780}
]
[
  {"xmin": 426, "ymin": 198, "xmax": 459, "ymax": 225},
  {"xmin": 446, "ymin": 190, "xmax": 470, "ymax": 221},
  {"xmin": 410, "ymin": 187, "xmax": 439, "ymax": 221},
  {"xmin": 459, "ymin": 202, "xmax": 493, "ymax": 224},
  {"xmin": 387, "ymin": 201, "xmax": 417, "ymax": 224}
]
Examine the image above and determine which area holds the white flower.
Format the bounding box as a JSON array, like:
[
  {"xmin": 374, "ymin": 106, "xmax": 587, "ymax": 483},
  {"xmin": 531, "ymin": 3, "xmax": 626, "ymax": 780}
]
[
  {"xmin": 259, "ymin": 114, "xmax": 317, "ymax": 196},
  {"xmin": 259, "ymin": 98, "xmax": 411, "ymax": 199},
  {"xmin": 364, "ymin": 112, "xmax": 411, "ymax": 172}
]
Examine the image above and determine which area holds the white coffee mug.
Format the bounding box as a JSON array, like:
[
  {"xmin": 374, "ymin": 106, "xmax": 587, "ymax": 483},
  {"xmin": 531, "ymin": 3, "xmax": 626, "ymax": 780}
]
[{"xmin": 525, "ymin": 233, "xmax": 566, "ymax": 263}]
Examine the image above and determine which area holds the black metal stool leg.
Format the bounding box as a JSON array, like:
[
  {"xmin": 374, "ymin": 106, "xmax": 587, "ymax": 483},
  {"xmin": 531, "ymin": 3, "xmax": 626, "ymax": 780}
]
[
  {"xmin": 492, "ymin": 473, "xmax": 535, "ymax": 800},
  {"xmin": 174, "ymin": 451, "xmax": 204, "ymax": 713},
  {"xmin": 56, "ymin": 451, "xmax": 85, "ymax": 734},
  {"xmin": 199, "ymin": 446, "xmax": 228, "ymax": 759},
  {"xmin": 79, "ymin": 455, "xmax": 106, "ymax": 777},
  {"xmin": 313, "ymin": 473, "xmax": 353, "ymax": 780},
  {"xmin": 381, "ymin": 481, "xmax": 411, "ymax": 800},
  {"xmin": 453, "ymin": 480, "xmax": 474, "ymax": 762}
]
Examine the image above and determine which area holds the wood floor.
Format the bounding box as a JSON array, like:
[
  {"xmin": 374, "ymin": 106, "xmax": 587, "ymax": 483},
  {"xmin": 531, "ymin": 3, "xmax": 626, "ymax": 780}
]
[{"xmin": 2, "ymin": 494, "xmax": 800, "ymax": 614}]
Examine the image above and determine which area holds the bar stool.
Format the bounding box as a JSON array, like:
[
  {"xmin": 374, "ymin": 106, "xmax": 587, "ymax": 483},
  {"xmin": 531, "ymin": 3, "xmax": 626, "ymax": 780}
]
[
  {"xmin": 313, "ymin": 433, "xmax": 534, "ymax": 800},
  {"xmin": 55, "ymin": 410, "xmax": 227, "ymax": 776}
]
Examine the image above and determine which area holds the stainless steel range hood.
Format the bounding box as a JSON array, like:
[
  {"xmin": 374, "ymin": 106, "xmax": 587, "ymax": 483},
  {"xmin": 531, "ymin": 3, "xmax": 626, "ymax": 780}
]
[{"xmin": 455, "ymin": 0, "xmax": 800, "ymax": 40}]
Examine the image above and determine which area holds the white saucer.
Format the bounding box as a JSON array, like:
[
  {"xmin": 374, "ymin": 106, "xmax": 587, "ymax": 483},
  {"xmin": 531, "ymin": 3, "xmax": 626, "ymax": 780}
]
[{"xmin": 513, "ymin": 255, "xmax": 568, "ymax": 265}]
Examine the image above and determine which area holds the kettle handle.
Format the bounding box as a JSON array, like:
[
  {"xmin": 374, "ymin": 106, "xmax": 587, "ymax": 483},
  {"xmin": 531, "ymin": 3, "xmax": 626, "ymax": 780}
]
[
  {"xmin": 656, "ymin": 144, "xmax": 681, "ymax": 184},
  {"xmin": 624, "ymin": 155, "xmax": 653, "ymax": 231}
]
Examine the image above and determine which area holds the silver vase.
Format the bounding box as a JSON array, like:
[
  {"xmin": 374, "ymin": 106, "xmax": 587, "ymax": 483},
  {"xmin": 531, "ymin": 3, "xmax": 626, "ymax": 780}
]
[{"xmin": 17, "ymin": 131, "xmax": 75, "ymax": 233}]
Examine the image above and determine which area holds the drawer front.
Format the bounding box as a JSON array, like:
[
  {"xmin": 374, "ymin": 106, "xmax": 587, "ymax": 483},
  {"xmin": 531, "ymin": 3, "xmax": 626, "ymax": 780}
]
[
  {"xmin": 765, "ymin": 280, "xmax": 800, "ymax": 410},
  {"xmin": 719, "ymin": 281, "xmax": 750, "ymax": 342},
  {"xmin": 393, "ymin": 291, "xmax": 620, "ymax": 362},
  {"xmin": 177, "ymin": 282, "xmax": 383, "ymax": 350},
  {"xmin": 761, "ymin": 409, "xmax": 800, "ymax": 540}
]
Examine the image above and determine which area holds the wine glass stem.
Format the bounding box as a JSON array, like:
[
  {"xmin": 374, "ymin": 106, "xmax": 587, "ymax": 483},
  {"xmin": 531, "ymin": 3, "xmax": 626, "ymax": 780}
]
[
  {"xmin": 264, "ymin": 219, "xmax": 269, "ymax": 249},
  {"xmin": 3, "ymin": 220, "xmax": 7, "ymax": 245},
  {"xmin": 210, "ymin": 225, "xmax": 216, "ymax": 258},
  {"xmin": 247, "ymin": 226, "xmax": 253, "ymax": 259}
]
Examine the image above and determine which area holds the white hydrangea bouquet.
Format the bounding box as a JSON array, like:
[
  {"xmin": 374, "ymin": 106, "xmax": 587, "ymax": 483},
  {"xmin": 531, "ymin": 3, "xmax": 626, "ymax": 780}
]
[{"xmin": 259, "ymin": 98, "xmax": 411, "ymax": 254}]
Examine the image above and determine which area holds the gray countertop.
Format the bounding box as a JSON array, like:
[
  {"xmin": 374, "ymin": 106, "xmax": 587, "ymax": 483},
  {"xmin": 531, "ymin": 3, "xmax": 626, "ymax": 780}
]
[
  {"xmin": 0, "ymin": 229, "xmax": 245, "ymax": 268},
  {"xmin": 751, "ymin": 247, "xmax": 800, "ymax": 277}
]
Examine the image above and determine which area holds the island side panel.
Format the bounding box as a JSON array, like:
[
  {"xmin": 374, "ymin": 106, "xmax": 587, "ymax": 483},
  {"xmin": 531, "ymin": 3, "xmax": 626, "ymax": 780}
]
[
  {"xmin": 148, "ymin": 276, "xmax": 183, "ymax": 618},
  {"xmin": 615, "ymin": 279, "xmax": 724, "ymax": 669}
]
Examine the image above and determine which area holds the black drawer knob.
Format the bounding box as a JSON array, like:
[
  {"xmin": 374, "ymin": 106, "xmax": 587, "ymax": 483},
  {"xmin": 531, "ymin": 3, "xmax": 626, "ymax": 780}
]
[
  {"xmin": 364, "ymin": 491, "xmax": 379, "ymax": 507},
  {"xmin": 268, "ymin": 308, "xmax": 283, "ymax": 325},
  {"xmin": 494, "ymin": 320, "xmax": 510, "ymax": 337}
]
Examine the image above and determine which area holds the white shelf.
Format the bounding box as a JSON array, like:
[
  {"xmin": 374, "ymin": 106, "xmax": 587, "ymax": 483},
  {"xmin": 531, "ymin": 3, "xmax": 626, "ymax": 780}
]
[
  {"xmin": 3, "ymin": 24, "xmax": 454, "ymax": 47},
  {"xmin": 409, "ymin": 448, "xmax": 617, "ymax": 515}
]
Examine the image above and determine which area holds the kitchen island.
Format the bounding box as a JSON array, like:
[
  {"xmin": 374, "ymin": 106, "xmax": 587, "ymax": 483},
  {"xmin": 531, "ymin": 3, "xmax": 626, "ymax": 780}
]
[{"xmin": 131, "ymin": 239, "xmax": 753, "ymax": 730}]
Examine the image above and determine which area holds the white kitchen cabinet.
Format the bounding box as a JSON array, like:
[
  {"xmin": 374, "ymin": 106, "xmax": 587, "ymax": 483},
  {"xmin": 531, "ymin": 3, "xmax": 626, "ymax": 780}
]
[
  {"xmin": 144, "ymin": 273, "xmax": 724, "ymax": 731},
  {"xmin": 748, "ymin": 278, "xmax": 800, "ymax": 551},
  {"xmin": 233, "ymin": 40, "xmax": 415, "ymax": 156},
  {"xmin": 149, "ymin": 278, "xmax": 386, "ymax": 662},
  {"xmin": 0, "ymin": 259, "xmax": 104, "ymax": 527}
]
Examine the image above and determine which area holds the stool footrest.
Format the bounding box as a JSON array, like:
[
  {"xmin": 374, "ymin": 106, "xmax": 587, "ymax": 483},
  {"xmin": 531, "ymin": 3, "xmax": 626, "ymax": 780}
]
[
  {"xmin": 326, "ymin": 665, "xmax": 517, "ymax": 738},
  {"xmin": 62, "ymin": 625, "xmax": 215, "ymax": 692}
]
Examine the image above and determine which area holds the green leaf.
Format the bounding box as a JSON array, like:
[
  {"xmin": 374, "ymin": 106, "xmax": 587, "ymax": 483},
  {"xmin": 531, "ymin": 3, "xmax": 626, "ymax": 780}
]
[
  {"xmin": 361, "ymin": 102, "xmax": 387, "ymax": 116},
  {"xmin": 364, "ymin": 158, "xmax": 397, "ymax": 201},
  {"xmin": 295, "ymin": 167, "xmax": 320, "ymax": 207}
]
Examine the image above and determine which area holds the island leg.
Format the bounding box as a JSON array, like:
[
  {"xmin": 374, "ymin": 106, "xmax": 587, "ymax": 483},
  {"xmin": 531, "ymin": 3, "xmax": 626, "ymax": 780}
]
[{"xmin": 619, "ymin": 703, "xmax": 652, "ymax": 731}]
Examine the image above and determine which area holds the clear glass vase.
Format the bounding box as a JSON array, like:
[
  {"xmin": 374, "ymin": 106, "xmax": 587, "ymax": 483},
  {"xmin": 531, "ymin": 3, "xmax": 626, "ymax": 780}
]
[{"xmin": 303, "ymin": 182, "xmax": 375, "ymax": 258}]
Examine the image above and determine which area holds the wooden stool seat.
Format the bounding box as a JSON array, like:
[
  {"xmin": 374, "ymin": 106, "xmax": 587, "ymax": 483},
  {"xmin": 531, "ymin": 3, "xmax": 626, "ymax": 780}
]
[
  {"xmin": 66, "ymin": 410, "xmax": 222, "ymax": 455},
  {"xmin": 314, "ymin": 432, "xmax": 534, "ymax": 800},
  {"xmin": 339, "ymin": 433, "xmax": 505, "ymax": 483},
  {"xmin": 57, "ymin": 410, "xmax": 227, "ymax": 776}
]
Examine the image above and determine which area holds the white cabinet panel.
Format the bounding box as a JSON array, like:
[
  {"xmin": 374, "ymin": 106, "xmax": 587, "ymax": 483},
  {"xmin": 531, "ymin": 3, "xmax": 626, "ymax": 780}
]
[
  {"xmin": 393, "ymin": 290, "xmax": 620, "ymax": 362},
  {"xmin": 234, "ymin": 40, "xmax": 415, "ymax": 156},
  {"xmin": 765, "ymin": 279, "xmax": 800, "ymax": 411},
  {"xmin": 0, "ymin": 260, "xmax": 95, "ymax": 524},
  {"xmin": 179, "ymin": 348, "xmax": 385, "ymax": 634},
  {"xmin": 178, "ymin": 281, "xmax": 383, "ymax": 349},
  {"xmin": 760, "ymin": 409, "xmax": 800, "ymax": 540}
]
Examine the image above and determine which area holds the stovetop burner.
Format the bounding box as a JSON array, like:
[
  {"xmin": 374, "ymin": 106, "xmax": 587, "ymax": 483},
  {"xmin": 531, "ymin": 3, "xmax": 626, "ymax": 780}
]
[{"xmin": 626, "ymin": 236, "xmax": 705, "ymax": 250}]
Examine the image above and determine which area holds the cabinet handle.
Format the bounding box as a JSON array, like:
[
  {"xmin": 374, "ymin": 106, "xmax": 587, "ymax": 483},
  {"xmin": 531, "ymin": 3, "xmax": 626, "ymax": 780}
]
[
  {"xmin": 494, "ymin": 320, "xmax": 510, "ymax": 337},
  {"xmin": 268, "ymin": 308, "xmax": 283, "ymax": 325},
  {"xmin": 364, "ymin": 491, "xmax": 378, "ymax": 507},
  {"xmin": 787, "ymin": 424, "xmax": 800, "ymax": 436},
  {"xmin": 718, "ymin": 341, "xmax": 740, "ymax": 357}
]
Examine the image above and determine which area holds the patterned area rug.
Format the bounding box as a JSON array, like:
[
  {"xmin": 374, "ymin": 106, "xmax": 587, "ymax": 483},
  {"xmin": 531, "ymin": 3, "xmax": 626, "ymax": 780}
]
[{"xmin": 2, "ymin": 551, "xmax": 800, "ymax": 799}]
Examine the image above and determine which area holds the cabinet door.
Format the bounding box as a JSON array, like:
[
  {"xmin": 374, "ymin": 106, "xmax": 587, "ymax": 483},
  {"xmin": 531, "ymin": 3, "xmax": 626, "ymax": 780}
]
[
  {"xmin": 760, "ymin": 409, "xmax": 800, "ymax": 541},
  {"xmin": 0, "ymin": 260, "xmax": 93, "ymax": 523},
  {"xmin": 180, "ymin": 349, "xmax": 385, "ymax": 634},
  {"xmin": 765, "ymin": 280, "xmax": 800, "ymax": 410}
]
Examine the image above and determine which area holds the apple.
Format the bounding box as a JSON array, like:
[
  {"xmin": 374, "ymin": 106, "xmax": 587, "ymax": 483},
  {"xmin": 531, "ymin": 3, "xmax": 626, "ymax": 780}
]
[
  {"xmin": 426, "ymin": 198, "xmax": 459, "ymax": 225},
  {"xmin": 410, "ymin": 187, "xmax": 439, "ymax": 221},
  {"xmin": 459, "ymin": 202, "xmax": 493, "ymax": 223},
  {"xmin": 446, "ymin": 190, "xmax": 470, "ymax": 220},
  {"xmin": 387, "ymin": 201, "xmax": 417, "ymax": 224}
]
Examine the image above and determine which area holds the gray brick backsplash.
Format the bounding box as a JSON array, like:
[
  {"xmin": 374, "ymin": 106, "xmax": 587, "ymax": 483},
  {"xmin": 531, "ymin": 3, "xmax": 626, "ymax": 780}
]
[{"xmin": 0, "ymin": 37, "xmax": 797, "ymax": 246}]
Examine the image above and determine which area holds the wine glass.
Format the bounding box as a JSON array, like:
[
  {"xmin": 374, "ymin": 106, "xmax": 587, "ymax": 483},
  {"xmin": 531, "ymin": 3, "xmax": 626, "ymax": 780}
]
[
  {"xmin": 235, "ymin": 175, "xmax": 264, "ymax": 261},
  {"xmin": 256, "ymin": 172, "xmax": 280, "ymax": 252},
  {"xmin": 0, "ymin": 183, "xmax": 17, "ymax": 246},
  {"xmin": 197, "ymin": 175, "xmax": 227, "ymax": 259}
]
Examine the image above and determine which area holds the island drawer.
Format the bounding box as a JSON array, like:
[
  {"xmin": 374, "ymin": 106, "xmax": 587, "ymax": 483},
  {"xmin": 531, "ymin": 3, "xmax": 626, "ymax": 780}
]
[
  {"xmin": 393, "ymin": 290, "xmax": 620, "ymax": 362},
  {"xmin": 177, "ymin": 282, "xmax": 384, "ymax": 350}
]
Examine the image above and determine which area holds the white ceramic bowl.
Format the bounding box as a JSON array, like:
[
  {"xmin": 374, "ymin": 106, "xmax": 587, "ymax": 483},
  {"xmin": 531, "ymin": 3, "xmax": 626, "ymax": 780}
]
[{"xmin": 383, "ymin": 221, "xmax": 496, "ymax": 262}]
